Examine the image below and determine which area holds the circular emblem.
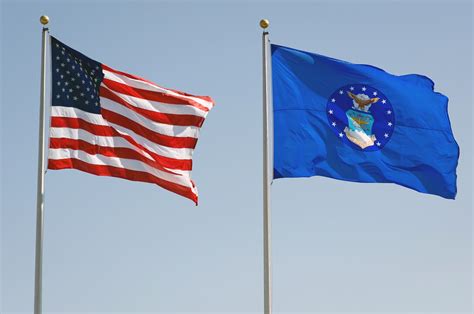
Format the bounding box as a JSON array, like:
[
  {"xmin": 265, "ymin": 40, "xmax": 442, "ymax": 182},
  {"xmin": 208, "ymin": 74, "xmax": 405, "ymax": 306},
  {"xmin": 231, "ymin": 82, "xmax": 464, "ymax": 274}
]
[{"xmin": 326, "ymin": 84, "xmax": 395, "ymax": 151}]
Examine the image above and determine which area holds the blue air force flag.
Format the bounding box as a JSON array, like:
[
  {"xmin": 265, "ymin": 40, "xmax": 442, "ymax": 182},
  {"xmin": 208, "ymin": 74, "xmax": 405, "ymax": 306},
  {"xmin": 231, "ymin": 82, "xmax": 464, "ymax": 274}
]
[{"xmin": 271, "ymin": 44, "xmax": 459, "ymax": 199}]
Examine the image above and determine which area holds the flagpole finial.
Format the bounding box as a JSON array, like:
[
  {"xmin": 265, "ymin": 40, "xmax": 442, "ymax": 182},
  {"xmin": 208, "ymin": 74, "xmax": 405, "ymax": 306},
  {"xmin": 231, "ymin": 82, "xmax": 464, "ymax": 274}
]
[
  {"xmin": 260, "ymin": 19, "xmax": 270, "ymax": 30},
  {"xmin": 40, "ymin": 15, "xmax": 49, "ymax": 25}
]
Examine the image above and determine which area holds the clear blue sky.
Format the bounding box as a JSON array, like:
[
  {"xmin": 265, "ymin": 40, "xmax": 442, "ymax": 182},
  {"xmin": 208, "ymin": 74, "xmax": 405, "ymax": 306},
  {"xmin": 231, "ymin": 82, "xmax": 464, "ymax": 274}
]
[{"xmin": 1, "ymin": 1, "xmax": 472, "ymax": 313}]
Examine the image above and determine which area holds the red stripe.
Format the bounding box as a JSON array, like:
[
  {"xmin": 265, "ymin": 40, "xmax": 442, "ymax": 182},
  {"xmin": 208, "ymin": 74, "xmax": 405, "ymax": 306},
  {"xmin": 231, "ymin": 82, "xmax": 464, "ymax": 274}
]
[
  {"xmin": 100, "ymin": 108, "xmax": 197, "ymax": 149},
  {"xmin": 102, "ymin": 64, "xmax": 214, "ymax": 106},
  {"xmin": 50, "ymin": 116, "xmax": 193, "ymax": 170},
  {"xmin": 102, "ymin": 78, "xmax": 210, "ymax": 112},
  {"xmin": 50, "ymin": 138, "xmax": 179, "ymax": 174},
  {"xmin": 48, "ymin": 158, "xmax": 198, "ymax": 204},
  {"xmin": 100, "ymin": 86, "xmax": 205, "ymax": 127},
  {"xmin": 51, "ymin": 112, "xmax": 196, "ymax": 149}
]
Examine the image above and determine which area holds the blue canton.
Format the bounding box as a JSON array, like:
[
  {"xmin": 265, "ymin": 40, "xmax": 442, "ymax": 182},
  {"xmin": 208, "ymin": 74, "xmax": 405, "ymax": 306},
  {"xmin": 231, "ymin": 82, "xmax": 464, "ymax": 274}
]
[{"xmin": 51, "ymin": 36, "xmax": 104, "ymax": 114}]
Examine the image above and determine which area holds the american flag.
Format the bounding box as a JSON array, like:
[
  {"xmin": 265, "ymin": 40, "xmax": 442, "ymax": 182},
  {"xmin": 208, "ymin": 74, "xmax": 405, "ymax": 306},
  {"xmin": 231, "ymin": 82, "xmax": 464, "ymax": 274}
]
[{"xmin": 48, "ymin": 36, "xmax": 214, "ymax": 204}]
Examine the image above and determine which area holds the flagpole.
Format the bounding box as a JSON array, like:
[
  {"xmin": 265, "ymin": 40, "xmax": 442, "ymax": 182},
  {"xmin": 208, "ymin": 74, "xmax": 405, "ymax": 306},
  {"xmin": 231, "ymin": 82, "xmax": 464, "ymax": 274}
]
[
  {"xmin": 260, "ymin": 18, "xmax": 272, "ymax": 314},
  {"xmin": 34, "ymin": 15, "xmax": 49, "ymax": 314}
]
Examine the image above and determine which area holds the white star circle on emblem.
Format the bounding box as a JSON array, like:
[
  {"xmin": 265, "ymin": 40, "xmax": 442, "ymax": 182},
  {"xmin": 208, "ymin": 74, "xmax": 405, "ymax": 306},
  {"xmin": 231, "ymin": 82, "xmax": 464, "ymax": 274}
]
[
  {"xmin": 339, "ymin": 90, "xmax": 343, "ymax": 94},
  {"xmin": 382, "ymin": 99, "xmax": 386, "ymax": 104},
  {"xmin": 388, "ymin": 122, "xmax": 393, "ymax": 127},
  {"xmin": 350, "ymin": 86, "xmax": 354, "ymax": 91},
  {"xmin": 328, "ymin": 109, "xmax": 333, "ymax": 114},
  {"xmin": 332, "ymin": 122, "xmax": 336, "ymax": 127},
  {"xmin": 362, "ymin": 86, "xmax": 366, "ymax": 91},
  {"xmin": 339, "ymin": 132, "xmax": 344, "ymax": 137},
  {"xmin": 376, "ymin": 142, "xmax": 381, "ymax": 146},
  {"xmin": 331, "ymin": 98, "xmax": 336, "ymax": 103},
  {"xmin": 387, "ymin": 110, "xmax": 392, "ymax": 114},
  {"xmin": 373, "ymin": 91, "xmax": 377, "ymax": 96},
  {"xmin": 384, "ymin": 133, "xmax": 389, "ymax": 138}
]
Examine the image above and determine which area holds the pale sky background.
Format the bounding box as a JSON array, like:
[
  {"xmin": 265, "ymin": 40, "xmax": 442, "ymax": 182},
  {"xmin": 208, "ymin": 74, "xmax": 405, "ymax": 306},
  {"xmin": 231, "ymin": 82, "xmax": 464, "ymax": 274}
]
[{"xmin": 1, "ymin": 0, "xmax": 472, "ymax": 313}]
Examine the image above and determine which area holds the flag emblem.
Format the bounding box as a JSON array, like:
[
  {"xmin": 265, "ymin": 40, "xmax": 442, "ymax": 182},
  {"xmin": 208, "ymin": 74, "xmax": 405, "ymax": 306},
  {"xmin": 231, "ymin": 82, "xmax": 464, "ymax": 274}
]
[{"xmin": 326, "ymin": 84, "xmax": 395, "ymax": 151}]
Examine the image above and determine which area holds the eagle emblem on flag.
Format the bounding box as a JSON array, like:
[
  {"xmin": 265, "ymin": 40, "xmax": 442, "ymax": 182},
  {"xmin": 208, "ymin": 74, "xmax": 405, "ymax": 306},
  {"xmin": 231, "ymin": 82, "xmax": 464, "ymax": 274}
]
[{"xmin": 326, "ymin": 84, "xmax": 395, "ymax": 151}]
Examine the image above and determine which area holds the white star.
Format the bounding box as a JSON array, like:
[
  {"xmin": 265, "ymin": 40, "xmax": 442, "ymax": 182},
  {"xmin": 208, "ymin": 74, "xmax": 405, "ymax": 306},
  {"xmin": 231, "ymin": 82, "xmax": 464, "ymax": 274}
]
[
  {"xmin": 56, "ymin": 94, "xmax": 60, "ymax": 98},
  {"xmin": 76, "ymin": 85, "xmax": 80, "ymax": 89},
  {"xmin": 64, "ymin": 82, "xmax": 69, "ymax": 86},
  {"xmin": 339, "ymin": 90, "xmax": 343, "ymax": 94},
  {"xmin": 77, "ymin": 73, "xmax": 81, "ymax": 77},
  {"xmin": 95, "ymin": 101, "xmax": 99, "ymax": 106},
  {"xmin": 60, "ymin": 63, "xmax": 65, "ymax": 67},
  {"xmin": 60, "ymin": 75, "xmax": 64, "ymax": 79},
  {"xmin": 328, "ymin": 109, "xmax": 333, "ymax": 114},
  {"xmin": 86, "ymin": 87, "xmax": 90, "ymax": 91},
  {"xmin": 73, "ymin": 96, "xmax": 78, "ymax": 101},
  {"xmin": 339, "ymin": 132, "xmax": 344, "ymax": 137},
  {"xmin": 82, "ymin": 80, "xmax": 85, "ymax": 84},
  {"xmin": 57, "ymin": 82, "xmax": 61, "ymax": 86},
  {"xmin": 66, "ymin": 94, "xmax": 69, "ymax": 99},
  {"xmin": 62, "ymin": 88, "xmax": 65, "ymax": 92},
  {"xmin": 95, "ymin": 66, "xmax": 99, "ymax": 70},
  {"xmin": 387, "ymin": 110, "xmax": 392, "ymax": 115},
  {"xmin": 55, "ymin": 43, "xmax": 59, "ymax": 48},
  {"xmin": 80, "ymin": 92, "xmax": 84, "ymax": 97},
  {"xmin": 56, "ymin": 56, "xmax": 60, "ymax": 60},
  {"xmin": 71, "ymin": 65, "xmax": 75, "ymax": 70},
  {"xmin": 85, "ymin": 100, "xmax": 89, "ymax": 104},
  {"xmin": 384, "ymin": 133, "xmax": 389, "ymax": 138},
  {"xmin": 55, "ymin": 68, "xmax": 60, "ymax": 73},
  {"xmin": 61, "ymin": 51, "xmax": 65, "ymax": 55},
  {"xmin": 71, "ymin": 78, "xmax": 75, "ymax": 82},
  {"xmin": 69, "ymin": 88, "xmax": 73, "ymax": 92},
  {"xmin": 382, "ymin": 99, "xmax": 386, "ymax": 104},
  {"xmin": 388, "ymin": 122, "xmax": 392, "ymax": 127},
  {"xmin": 350, "ymin": 86, "xmax": 354, "ymax": 91},
  {"xmin": 66, "ymin": 58, "xmax": 70, "ymax": 62},
  {"xmin": 331, "ymin": 98, "xmax": 336, "ymax": 103},
  {"xmin": 66, "ymin": 71, "xmax": 70, "ymax": 74},
  {"xmin": 362, "ymin": 86, "xmax": 366, "ymax": 91},
  {"xmin": 332, "ymin": 122, "xmax": 336, "ymax": 127},
  {"xmin": 90, "ymin": 94, "xmax": 94, "ymax": 99},
  {"xmin": 373, "ymin": 91, "xmax": 377, "ymax": 96},
  {"xmin": 376, "ymin": 142, "xmax": 381, "ymax": 146}
]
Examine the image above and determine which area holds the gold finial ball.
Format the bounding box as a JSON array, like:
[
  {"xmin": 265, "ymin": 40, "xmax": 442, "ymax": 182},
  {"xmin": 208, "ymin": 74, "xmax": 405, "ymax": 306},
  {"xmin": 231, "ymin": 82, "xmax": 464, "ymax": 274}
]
[
  {"xmin": 40, "ymin": 15, "xmax": 49, "ymax": 25},
  {"xmin": 259, "ymin": 19, "xmax": 270, "ymax": 29}
]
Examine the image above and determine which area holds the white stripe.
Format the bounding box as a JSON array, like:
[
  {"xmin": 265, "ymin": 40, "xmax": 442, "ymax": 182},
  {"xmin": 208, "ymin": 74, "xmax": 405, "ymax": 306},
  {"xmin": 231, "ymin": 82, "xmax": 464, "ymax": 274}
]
[
  {"xmin": 51, "ymin": 106, "xmax": 108, "ymax": 125},
  {"xmin": 50, "ymin": 128, "xmax": 191, "ymax": 177},
  {"xmin": 50, "ymin": 127, "xmax": 154, "ymax": 161},
  {"xmin": 49, "ymin": 148, "xmax": 196, "ymax": 192},
  {"xmin": 100, "ymin": 96, "xmax": 200, "ymax": 138},
  {"xmin": 105, "ymin": 120, "xmax": 194, "ymax": 159},
  {"xmin": 103, "ymin": 69, "xmax": 214, "ymax": 110},
  {"xmin": 100, "ymin": 83, "xmax": 208, "ymax": 117},
  {"xmin": 51, "ymin": 106, "xmax": 194, "ymax": 160}
]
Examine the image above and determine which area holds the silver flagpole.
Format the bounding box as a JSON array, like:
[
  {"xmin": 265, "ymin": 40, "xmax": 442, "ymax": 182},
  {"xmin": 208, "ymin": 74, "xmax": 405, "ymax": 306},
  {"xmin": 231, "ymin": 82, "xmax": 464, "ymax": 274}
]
[
  {"xmin": 34, "ymin": 15, "xmax": 50, "ymax": 314},
  {"xmin": 260, "ymin": 19, "xmax": 272, "ymax": 314}
]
